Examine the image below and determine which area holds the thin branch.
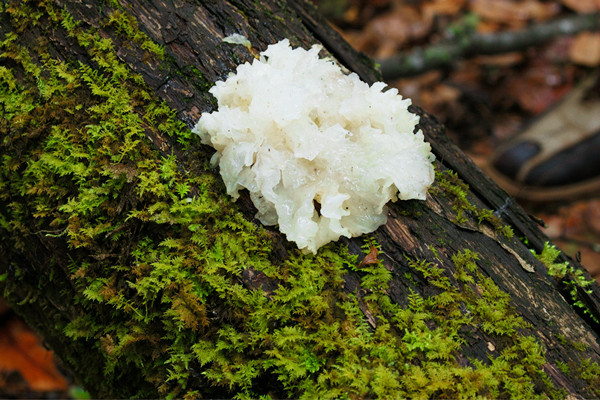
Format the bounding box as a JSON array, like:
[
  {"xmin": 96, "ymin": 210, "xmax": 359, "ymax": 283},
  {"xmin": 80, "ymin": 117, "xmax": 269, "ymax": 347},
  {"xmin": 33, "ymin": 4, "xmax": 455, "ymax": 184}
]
[{"xmin": 377, "ymin": 12, "xmax": 600, "ymax": 80}]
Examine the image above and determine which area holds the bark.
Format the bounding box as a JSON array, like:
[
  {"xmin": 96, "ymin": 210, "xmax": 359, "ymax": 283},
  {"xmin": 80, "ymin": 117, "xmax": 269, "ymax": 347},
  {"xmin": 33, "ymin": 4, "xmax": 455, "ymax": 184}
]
[{"xmin": 1, "ymin": 0, "xmax": 599, "ymax": 398}]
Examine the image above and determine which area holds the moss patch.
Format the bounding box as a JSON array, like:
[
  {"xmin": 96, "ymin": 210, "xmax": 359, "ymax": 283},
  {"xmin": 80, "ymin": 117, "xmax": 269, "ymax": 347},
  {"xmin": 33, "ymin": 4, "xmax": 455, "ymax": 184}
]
[
  {"xmin": 432, "ymin": 168, "xmax": 514, "ymax": 238},
  {"xmin": 534, "ymin": 241, "xmax": 599, "ymax": 324}
]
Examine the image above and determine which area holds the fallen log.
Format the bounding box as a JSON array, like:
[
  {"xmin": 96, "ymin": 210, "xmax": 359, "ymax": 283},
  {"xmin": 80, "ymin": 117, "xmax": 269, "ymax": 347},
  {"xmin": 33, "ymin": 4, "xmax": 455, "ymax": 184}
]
[{"xmin": 0, "ymin": 0, "xmax": 599, "ymax": 398}]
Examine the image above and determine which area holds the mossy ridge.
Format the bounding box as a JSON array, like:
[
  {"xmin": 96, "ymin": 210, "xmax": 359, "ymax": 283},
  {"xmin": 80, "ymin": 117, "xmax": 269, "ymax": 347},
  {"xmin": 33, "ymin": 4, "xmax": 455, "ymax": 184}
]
[
  {"xmin": 534, "ymin": 241, "xmax": 599, "ymax": 324},
  {"xmin": 0, "ymin": 1, "xmax": 589, "ymax": 398},
  {"xmin": 432, "ymin": 167, "xmax": 514, "ymax": 238},
  {"xmin": 553, "ymin": 332, "xmax": 600, "ymax": 396}
]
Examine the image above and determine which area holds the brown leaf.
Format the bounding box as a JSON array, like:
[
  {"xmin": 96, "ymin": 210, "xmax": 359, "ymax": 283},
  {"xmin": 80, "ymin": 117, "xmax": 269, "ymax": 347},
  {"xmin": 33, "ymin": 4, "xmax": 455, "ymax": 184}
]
[
  {"xmin": 575, "ymin": 248, "xmax": 600, "ymax": 282},
  {"xmin": 584, "ymin": 200, "xmax": 600, "ymax": 235},
  {"xmin": 470, "ymin": 0, "xmax": 560, "ymax": 26},
  {"xmin": 540, "ymin": 214, "xmax": 565, "ymax": 238},
  {"xmin": 420, "ymin": 83, "xmax": 461, "ymax": 115},
  {"xmin": 558, "ymin": 0, "xmax": 600, "ymax": 12},
  {"xmin": 358, "ymin": 244, "xmax": 380, "ymax": 267},
  {"xmin": 504, "ymin": 66, "xmax": 572, "ymax": 114},
  {"xmin": 364, "ymin": 5, "xmax": 432, "ymax": 57},
  {"xmin": 569, "ymin": 32, "xmax": 600, "ymax": 67},
  {"xmin": 0, "ymin": 318, "xmax": 68, "ymax": 393},
  {"xmin": 422, "ymin": 0, "xmax": 467, "ymax": 20}
]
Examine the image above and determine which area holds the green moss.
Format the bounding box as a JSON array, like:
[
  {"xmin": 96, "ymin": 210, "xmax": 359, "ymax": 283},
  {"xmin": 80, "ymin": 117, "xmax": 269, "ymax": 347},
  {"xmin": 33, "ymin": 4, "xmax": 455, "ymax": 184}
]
[
  {"xmin": 0, "ymin": 1, "xmax": 588, "ymax": 399},
  {"xmin": 186, "ymin": 65, "xmax": 214, "ymax": 92},
  {"xmin": 556, "ymin": 360, "xmax": 569, "ymax": 374},
  {"xmin": 577, "ymin": 358, "xmax": 600, "ymax": 396},
  {"xmin": 534, "ymin": 242, "xmax": 598, "ymax": 324},
  {"xmin": 396, "ymin": 199, "xmax": 423, "ymax": 219},
  {"xmin": 368, "ymin": 248, "xmax": 562, "ymax": 399},
  {"xmin": 432, "ymin": 168, "xmax": 514, "ymax": 238},
  {"xmin": 103, "ymin": 8, "xmax": 164, "ymax": 59}
]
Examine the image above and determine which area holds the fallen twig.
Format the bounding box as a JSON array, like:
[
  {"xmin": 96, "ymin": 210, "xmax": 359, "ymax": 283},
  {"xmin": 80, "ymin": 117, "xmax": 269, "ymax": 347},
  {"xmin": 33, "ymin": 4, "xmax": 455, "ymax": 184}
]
[{"xmin": 378, "ymin": 12, "xmax": 600, "ymax": 80}]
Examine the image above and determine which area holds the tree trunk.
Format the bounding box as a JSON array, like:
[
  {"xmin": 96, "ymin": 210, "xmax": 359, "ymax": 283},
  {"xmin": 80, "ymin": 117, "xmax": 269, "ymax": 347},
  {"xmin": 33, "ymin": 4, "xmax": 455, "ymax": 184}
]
[{"xmin": 1, "ymin": 0, "xmax": 599, "ymax": 398}]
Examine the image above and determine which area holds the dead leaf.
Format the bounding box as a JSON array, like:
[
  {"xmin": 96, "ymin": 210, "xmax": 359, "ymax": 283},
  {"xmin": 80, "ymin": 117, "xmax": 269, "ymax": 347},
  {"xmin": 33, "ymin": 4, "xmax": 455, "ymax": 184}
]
[
  {"xmin": 569, "ymin": 32, "xmax": 600, "ymax": 67},
  {"xmin": 0, "ymin": 317, "xmax": 68, "ymax": 393},
  {"xmin": 363, "ymin": 5, "xmax": 432, "ymax": 57},
  {"xmin": 420, "ymin": 83, "xmax": 462, "ymax": 115},
  {"xmin": 476, "ymin": 20, "xmax": 503, "ymax": 33},
  {"xmin": 584, "ymin": 200, "xmax": 600, "ymax": 235},
  {"xmin": 423, "ymin": 0, "xmax": 467, "ymax": 20},
  {"xmin": 540, "ymin": 214, "xmax": 565, "ymax": 238},
  {"xmin": 504, "ymin": 67, "xmax": 572, "ymax": 114},
  {"xmin": 470, "ymin": 0, "xmax": 560, "ymax": 26},
  {"xmin": 358, "ymin": 244, "xmax": 380, "ymax": 267},
  {"xmin": 558, "ymin": 0, "xmax": 600, "ymax": 12}
]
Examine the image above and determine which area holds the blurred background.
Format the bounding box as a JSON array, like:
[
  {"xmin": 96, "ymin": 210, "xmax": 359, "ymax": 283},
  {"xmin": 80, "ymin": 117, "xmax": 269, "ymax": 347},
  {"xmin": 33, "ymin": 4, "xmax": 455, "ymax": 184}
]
[{"xmin": 1, "ymin": 0, "xmax": 599, "ymax": 397}]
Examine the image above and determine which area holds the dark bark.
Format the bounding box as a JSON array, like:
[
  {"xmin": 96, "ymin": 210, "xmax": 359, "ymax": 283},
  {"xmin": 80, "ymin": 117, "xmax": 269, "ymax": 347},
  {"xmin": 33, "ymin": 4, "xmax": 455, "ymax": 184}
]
[{"xmin": 1, "ymin": 0, "xmax": 599, "ymax": 398}]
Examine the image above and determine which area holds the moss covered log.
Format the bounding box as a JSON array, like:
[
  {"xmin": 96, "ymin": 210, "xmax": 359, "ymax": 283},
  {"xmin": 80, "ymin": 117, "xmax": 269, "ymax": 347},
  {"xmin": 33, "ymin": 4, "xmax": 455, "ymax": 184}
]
[{"xmin": 1, "ymin": 0, "xmax": 600, "ymax": 398}]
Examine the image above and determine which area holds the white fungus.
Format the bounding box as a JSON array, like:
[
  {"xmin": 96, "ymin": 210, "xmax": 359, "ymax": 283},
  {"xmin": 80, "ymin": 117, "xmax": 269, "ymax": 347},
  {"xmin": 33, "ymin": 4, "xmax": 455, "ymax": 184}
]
[{"xmin": 193, "ymin": 39, "xmax": 435, "ymax": 253}]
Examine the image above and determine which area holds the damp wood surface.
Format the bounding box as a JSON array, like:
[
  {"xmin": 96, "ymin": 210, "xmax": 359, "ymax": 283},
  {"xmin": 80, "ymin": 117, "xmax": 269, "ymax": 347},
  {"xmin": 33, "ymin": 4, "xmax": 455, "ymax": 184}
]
[{"xmin": 1, "ymin": 0, "xmax": 600, "ymax": 398}]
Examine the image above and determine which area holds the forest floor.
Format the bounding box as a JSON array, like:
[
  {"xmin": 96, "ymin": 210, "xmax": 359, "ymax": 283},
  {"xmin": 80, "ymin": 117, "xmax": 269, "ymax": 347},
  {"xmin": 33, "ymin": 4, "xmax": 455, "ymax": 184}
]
[{"xmin": 1, "ymin": 0, "xmax": 600, "ymax": 397}]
